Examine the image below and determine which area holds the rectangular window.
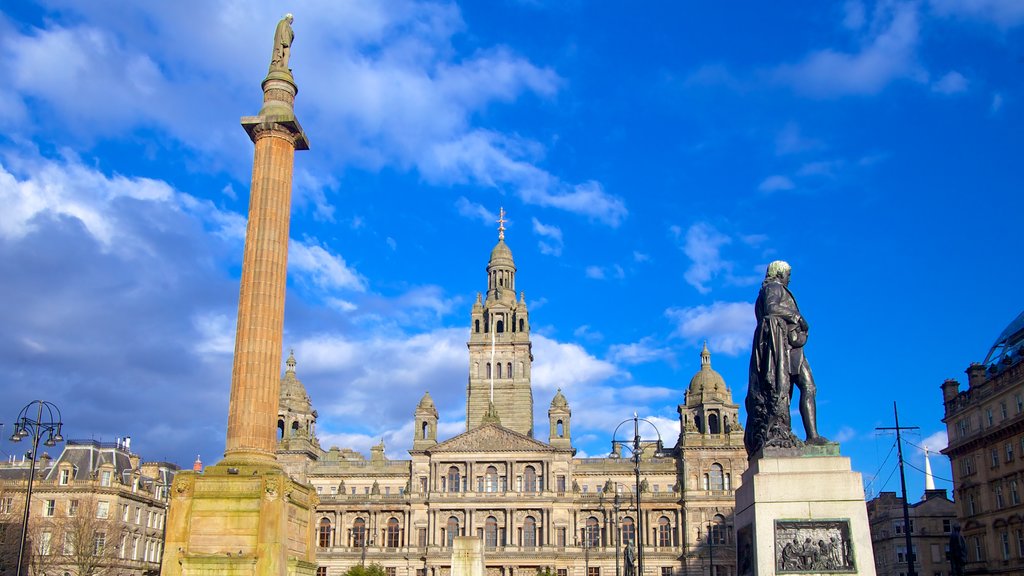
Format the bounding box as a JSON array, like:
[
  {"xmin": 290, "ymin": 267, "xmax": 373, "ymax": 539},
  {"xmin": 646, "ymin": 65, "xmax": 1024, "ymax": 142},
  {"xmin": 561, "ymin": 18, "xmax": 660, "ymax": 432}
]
[
  {"xmin": 385, "ymin": 487, "xmax": 391, "ymax": 495},
  {"xmin": 386, "ymin": 568, "xmax": 396, "ymax": 576},
  {"xmin": 974, "ymin": 536, "xmax": 984, "ymax": 561},
  {"xmin": 943, "ymin": 519, "xmax": 951, "ymax": 533},
  {"xmin": 557, "ymin": 475, "xmax": 566, "ymax": 492},
  {"xmin": 896, "ymin": 546, "xmax": 908, "ymax": 563},
  {"xmin": 1017, "ymin": 529, "xmax": 1024, "ymax": 557},
  {"xmin": 557, "ymin": 570, "xmax": 567, "ymax": 576},
  {"xmin": 39, "ymin": 530, "xmax": 51, "ymax": 555},
  {"xmin": 100, "ymin": 470, "xmax": 112, "ymax": 487},
  {"xmin": 582, "ymin": 485, "xmax": 588, "ymax": 493},
  {"xmin": 968, "ymin": 493, "xmax": 977, "ymax": 515},
  {"xmin": 121, "ymin": 504, "xmax": 129, "ymax": 521},
  {"xmin": 996, "ymin": 485, "xmax": 1005, "ymax": 509},
  {"xmin": 1002, "ymin": 402, "xmax": 1009, "ymax": 419},
  {"xmin": 316, "ymin": 486, "xmax": 323, "ymax": 494},
  {"xmin": 420, "ymin": 477, "xmax": 428, "ymax": 493},
  {"xmin": 587, "ymin": 568, "xmax": 600, "ymax": 576},
  {"xmin": 988, "ymin": 409, "xmax": 995, "ymax": 426},
  {"xmin": 44, "ymin": 500, "xmax": 55, "ymax": 517},
  {"xmin": 1017, "ymin": 394, "xmax": 1023, "ymax": 414},
  {"xmin": 418, "ymin": 528, "xmax": 427, "ymax": 547},
  {"xmin": 97, "ymin": 501, "xmax": 109, "ymax": 519},
  {"xmin": 1003, "ymin": 531, "xmax": 1011, "ymax": 560},
  {"xmin": 661, "ymin": 568, "xmax": 672, "ymax": 576},
  {"xmin": 351, "ymin": 487, "xmax": 356, "ymax": 495},
  {"xmin": 94, "ymin": 531, "xmax": 106, "ymax": 555},
  {"xmin": 1013, "ymin": 480, "xmax": 1021, "ymax": 505},
  {"xmin": 135, "ymin": 507, "xmax": 141, "ymax": 524},
  {"xmin": 68, "ymin": 500, "xmax": 79, "ymax": 516},
  {"xmin": 59, "ymin": 469, "xmax": 70, "ymax": 485},
  {"xmin": 558, "ymin": 528, "xmax": 566, "ymax": 547},
  {"xmin": 1008, "ymin": 443, "xmax": 1015, "ymax": 462},
  {"xmin": 992, "ymin": 449, "xmax": 1001, "ymax": 468},
  {"xmin": 316, "ymin": 568, "xmax": 327, "ymax": 576},
  {"xmin": 0, "ymin": 497, "xmax": 12, "ymax": 514},
  {"xmin": 957, "ymin": 420, "xmax": 968, "ymax": 437}
]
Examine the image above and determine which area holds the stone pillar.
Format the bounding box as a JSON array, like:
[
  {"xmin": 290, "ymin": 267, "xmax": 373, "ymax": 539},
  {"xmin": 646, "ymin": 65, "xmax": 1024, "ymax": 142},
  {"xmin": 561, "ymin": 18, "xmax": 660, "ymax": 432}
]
[{"xmin": 226, "ymin": 68, "xmax": 309, "ymax": 464}]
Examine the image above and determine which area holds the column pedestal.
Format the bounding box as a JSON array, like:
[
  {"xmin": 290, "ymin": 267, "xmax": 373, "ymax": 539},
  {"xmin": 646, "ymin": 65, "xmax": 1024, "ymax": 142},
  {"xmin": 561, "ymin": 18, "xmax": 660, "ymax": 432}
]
[
  {"xmin": 452, "ymin": 536, "xmax": 486, "ymax": 576},
  {"xmin": 734, "ymin": 445, "xmax": 876, "ymax": 576}
]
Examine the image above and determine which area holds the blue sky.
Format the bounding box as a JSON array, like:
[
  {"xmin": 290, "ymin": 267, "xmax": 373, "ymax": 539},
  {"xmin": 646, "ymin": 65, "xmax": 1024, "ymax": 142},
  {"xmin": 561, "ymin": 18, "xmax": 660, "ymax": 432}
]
[{"xmin": 0, "ymin": 1, "xmax": 1021, "ymax": 503}]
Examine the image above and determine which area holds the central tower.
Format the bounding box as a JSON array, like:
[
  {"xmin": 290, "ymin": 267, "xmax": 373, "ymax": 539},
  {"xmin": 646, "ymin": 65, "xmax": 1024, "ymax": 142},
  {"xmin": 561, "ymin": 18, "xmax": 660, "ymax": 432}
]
[{"xmin": 466, "ymin": 209, "xmax": 534, "ymax": 435}]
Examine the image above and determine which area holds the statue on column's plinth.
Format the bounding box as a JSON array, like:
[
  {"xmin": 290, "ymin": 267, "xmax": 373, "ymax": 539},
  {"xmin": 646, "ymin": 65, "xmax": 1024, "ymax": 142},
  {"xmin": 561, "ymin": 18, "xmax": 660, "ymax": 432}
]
[
  {"xmin": 270, "ymin": 13, "xmax": 294, "ymax": 71},
  {"xmin": 743, "ymin": 260, "xmax": 829, "ymax": 455},
  {"xmin": 624, "ymin": 542, "xmax": 636, "ymax": 576}
]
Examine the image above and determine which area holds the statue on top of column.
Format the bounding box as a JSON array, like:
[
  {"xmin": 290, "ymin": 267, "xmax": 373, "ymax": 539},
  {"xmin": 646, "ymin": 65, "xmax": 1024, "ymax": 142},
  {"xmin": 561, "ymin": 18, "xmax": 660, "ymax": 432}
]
[{"xmin": 270, "ymin": 13, "xmax": 295, "ymax": 72}]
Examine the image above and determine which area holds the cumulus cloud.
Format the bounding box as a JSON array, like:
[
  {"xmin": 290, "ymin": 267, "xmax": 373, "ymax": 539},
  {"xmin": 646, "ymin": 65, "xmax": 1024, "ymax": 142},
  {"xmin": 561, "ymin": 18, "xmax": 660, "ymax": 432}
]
[
  {"xmin": 531, "ymin": 334, "xmax": 622, "ymax": 393},
  {"xmin": 532, "ymin": 217, "xmax": 564, "ymax": 256},
  {"xmin": 919, "ymin": 430, "xmax": 948, "ymax": 454},
  {"xmin": 930, "ymin": 0, "xmax": 1024, "ymax": 28},
  {"xmin": 289, "ymin": 239, "xmax": 367, "ymax": 292},
  {"xmin": 455, "ymin": 196, "xmax": 497, "ymax": 225},
  {"xmin": 607, "ymin": 338, "xmax": 675, "ymax": 365},
  {"xmin": 774, "ymin": 1, "xmax": 923, "ymax": 97},
  {"xmin": 758, "ymin": 175, "xmax": 796, "ymax": 193},
  {"xmin": 677, "ymin": 222, "xmax": 732, "ymax": 294},
  {"xmin": 665, "ymin": 301, "xmax": 755, "ymax": 355},
  {"xmin": 931, "ymin": 71, "xmax": 968, "ymax": 94}
]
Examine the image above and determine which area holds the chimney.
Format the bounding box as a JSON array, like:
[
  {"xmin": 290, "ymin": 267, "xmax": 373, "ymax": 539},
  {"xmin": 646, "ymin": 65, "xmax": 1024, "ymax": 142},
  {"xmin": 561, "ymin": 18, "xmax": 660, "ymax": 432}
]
[
  {"xmin": 941, "ymin": 379, "xmax": 961, "ymax": 403},
  {"xmin": 967, "ymin": 363, "xmax": 987, "ymax": 388}
]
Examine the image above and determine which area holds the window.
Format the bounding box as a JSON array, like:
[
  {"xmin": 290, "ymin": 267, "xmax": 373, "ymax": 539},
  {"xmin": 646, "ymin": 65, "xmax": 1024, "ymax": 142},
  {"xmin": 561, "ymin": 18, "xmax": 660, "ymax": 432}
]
[
  {"xmin": 710, "ymin": 515, "xmax": 727, "ymax": 545},
  {"xmin": 988, "ymin": 408, "xmax": 995, "ymax": 427},
  {"xmin": 557, "ymin": 475, "xmax": 566, "ymax": 492},
  {"xmin": 352, "ymin": 518, "xmax": 366, "ymax": 548},
  {"xmin": 621, "ymin": 517, "xmax": 636, "ymax": 545},
  {"xmin": 943, "ymin": 519, "xmax": 951, "ymax": 533},
  {"xmin": 1008, "ymin": 443, "xmax": 1015, "ymax": 462},
  {"xmin": 973, "ymin": 536, "xmax": 984, "ymax": 561},
  {"xmin": 484, "ymin": 516, "xmax": 499, "ymax": 549},
  {"xmin": 485, "ymin": 466, "xmax": 499, "ymax": 493},
  {"xmin": 121, "ymin": 504, "xmax": 129, "ymax": 521},
  {"xmin": 39, "ymin": 530, "xmax": 52, "ymax": 555},
  {"xmin": 94, "ymin": 531, "xmax": 106, "ymax": 555},
  {"xmin": 386, "ymin": 569, "xmax": 396, "ymax": 576},
  {"xmin": 418, "ymin": 528, "xmax": 427, "ymax": 547},
  {"xmin": 968, "ymin": 492, "xmax": 977, "ymax": 515},
  {"xmin": 59, "ymin": 469, "xmax": 70, "ymax": 485},
  {"xmin": 446, "ymin": 516, "xmax": 460, "ymax": 547},
  {"xmin": 992, "ymin": 449, "xmax": 1000, "ymax": 468},
  {"xmin": 658, "ymin": 516, "xmax": 672, "ymax": 547},
  {"xmin": 1003, "ymin": 531, "xmax": 1011, "ymax": 560},
  {"xmin": 1017, "ymin": 394, "xmax": 1023, "ymax": 414},
  {"xmin": 558, "ymin": 570, "xmax": 568, "ymax": 576},
  {"xmin": 523, "ymin": 515, "xmax": 537, "ymax": 548},
  {"xmin": 44, "ymin": 500, "xmax": 55, "ymax": 517},
  {"xmin": 995, "ymin": 485, "xmax": 1005, "ymax": 509},
  {"xmin": 1003, "ymin": 402, "xmax": 1009, "ymax": 420},
  {"xmin": 447, "ymin": 466, "xmax": 461, "ymax": 493},
  {"xmin": 318, "ymin": 518, "xmax": 332, "ymax": 548},
  {"xmin": 386, "ymin": 517, "xmax": 401, "ymax": 548},
  {"xmin": 662, "ymin": 568, "xmax": 673, "ymax": 576},
  {"xmin": 0, "ymin": 497, "xmax": 12, "ymax": 514},
  {"xmin": 100, "ymin": 470, "xmax": 112, "ymax": 487},
  {"xmin": 135, "ymin": 507, "xmax": 142, "ymax": 524},
  {"xmin": 67, "ymin": 499, "xmax": 79, "ymax": 516},
  {"xmin": 585, "ymin": 517, "xmax": 601, "ymax": 548},
  {"xmin": 957, "ymin": 420, "xmax": 968, "ymax": 438},
  {"xmin": 1017, "ymin": 529, "xmax": 1024, "ymax": 557},
  {"xmin": 709, "ymin": 463, "xmax": 724, "ymax": 491},
  {"xmin": 557, "ymin": 527, "xmax": 566, "ymax": 547},
  {"xmin": 523, "ymin": 466, "xmax": 537, "ymax": 493},
  {"xmin": 1013, "ymin": 480, "xmax": 1021, "ymax": 505},
  {"xmin": 587, "ymin": 568, "xmax": 600, "ymax": 576},
  {"xmin": 317, "ymin": 568, "xmax": 327, "ymax": 576}
]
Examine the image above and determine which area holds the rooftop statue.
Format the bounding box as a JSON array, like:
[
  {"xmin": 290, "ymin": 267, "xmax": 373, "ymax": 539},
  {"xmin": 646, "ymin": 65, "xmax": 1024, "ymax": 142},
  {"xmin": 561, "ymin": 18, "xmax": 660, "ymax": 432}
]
[
  {"xmin": 269, "ymin": 13, "xmax": 294, "ymax": 72},
  {"xmin": 743, "ymin": 260, "xmax": 829, "ymax": 455}
]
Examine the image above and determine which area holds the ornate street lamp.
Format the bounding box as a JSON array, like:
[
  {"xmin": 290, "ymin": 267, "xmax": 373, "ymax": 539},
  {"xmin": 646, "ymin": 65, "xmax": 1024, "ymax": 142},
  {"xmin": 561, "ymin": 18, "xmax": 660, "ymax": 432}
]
[
  {"xmin": 9, "ymin": 400, "xmax": 64, "ymax": 576},
  {"xmin": 612, "ymin": 413, "xmax": 665, "ymax": 576},
  {"xmin": 601, "ymin": 482, "xmax": 634, "ymax": 576}
]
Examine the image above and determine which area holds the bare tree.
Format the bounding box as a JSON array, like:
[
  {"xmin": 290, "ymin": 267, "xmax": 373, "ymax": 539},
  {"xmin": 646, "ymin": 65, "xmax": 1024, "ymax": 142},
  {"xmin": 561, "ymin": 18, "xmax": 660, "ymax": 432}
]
[
  {"xmin": 0, "ymin": 486, "xmax": 25, "ymax": 576},
  {"xmin": 25, "ymin": 496, "xmax": 124, "ymax": 576}
]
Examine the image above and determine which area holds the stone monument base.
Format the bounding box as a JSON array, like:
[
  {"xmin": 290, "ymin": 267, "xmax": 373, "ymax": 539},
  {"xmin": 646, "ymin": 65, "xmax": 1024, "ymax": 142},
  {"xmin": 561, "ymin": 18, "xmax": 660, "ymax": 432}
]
[
  {"xmin": 451, "ymin": 536, "xmax": 485, "ymax": 576},
  {"xmin": 735, "ymin": 445, "xmax": 876, "ymax": 576},
  {"xmin": 160, "ymin": 461, "xmax": 318, "ymax": 576}
]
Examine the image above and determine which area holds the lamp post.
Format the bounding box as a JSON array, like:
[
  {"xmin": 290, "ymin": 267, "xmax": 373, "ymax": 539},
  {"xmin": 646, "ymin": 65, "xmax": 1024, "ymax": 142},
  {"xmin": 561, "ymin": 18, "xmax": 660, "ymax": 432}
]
[
  {"xmin": 8, "ymin": 400, "xmax": 64, "ymax": 576},
  {"xmin": 706, "ymin": 521, "xmax": 715, "ymax": 576},
  {"xmin": 613, "ymin": 413, "xmax": 665, "ymax": 576}
]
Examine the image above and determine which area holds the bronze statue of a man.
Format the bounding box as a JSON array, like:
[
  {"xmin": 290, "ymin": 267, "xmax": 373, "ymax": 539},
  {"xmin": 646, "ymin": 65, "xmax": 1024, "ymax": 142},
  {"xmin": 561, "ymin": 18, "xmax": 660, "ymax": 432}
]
[
  {"xmin": 270, "ymin": 13, "xmax": 295, "ymax": 71},
  {"xmin": 744, "ymin": 260, "xmax": 828, "ymax": 455}
]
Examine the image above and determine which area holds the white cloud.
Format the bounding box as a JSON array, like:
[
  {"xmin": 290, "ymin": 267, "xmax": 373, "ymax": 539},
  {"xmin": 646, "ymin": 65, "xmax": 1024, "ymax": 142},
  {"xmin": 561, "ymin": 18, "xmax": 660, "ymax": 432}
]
[
  {"xmin": 991, "ymin": 92, "xmax": 1004, "ymax": 113},
  {"xmin": 679, "ymin": 222, "xmax": 732, "ymax": 294},
  {"xmin": 833, "ymin": 426, "xmax": 858, "ymax": 443},
  {"xmin": 920, "ymin": 430, "xmax": 948, "ymax": 454},
  {"xmin": 775, "ymin": 122, "xmax": 821, "ymax": 155},
  {"xmin": 192, "ymin": 313, "xmax": 236, "ymax": 356},
  {"xmin": 633, "ymin": 251, "xmax": 650, "ymax": 263},
  {"xmin": 584, "ymin": 264, "xmax": 624, "ymax": 281},
  {"xmin": 585, "ymin": 265, "xmax": 605, "ymax": 280},
  {"xmin": 455, "ymin": 197, "xmax": 497, "ymax": 224},
  {"xmin": 607, "ymin": 338, "xmax": 675, "ymax": 365},
  {"xmin": 758, "ymin": 175, "xmax": 796, "ymax": 193},
  {"xmin": 289, "ymin": 239, "xmax": 367, "ymax": 292},
  {"xmin": 930, "ymin": 0, "xmax": 1024, "ymax": 28},
  {"xmin": 665, "ymin": 301, "xmax": 755, "ymax": 356},
  {"xmin": 774, "ymin": 2, "xmax": 923, "ymax": 97},
  {"xmin": 532, "ymin": 217, "xmax": 564, "ymax": 256},
  {"xmin": 931, "ymin": 71, "xmax": 968, "ymax": 94},
  {"xmin": 531, "ymin": 334, "xmax": 622, "ymax": 393},
  {"xmin": 573, "ymin": 325, "xmax": 603, "ymax": 343}
]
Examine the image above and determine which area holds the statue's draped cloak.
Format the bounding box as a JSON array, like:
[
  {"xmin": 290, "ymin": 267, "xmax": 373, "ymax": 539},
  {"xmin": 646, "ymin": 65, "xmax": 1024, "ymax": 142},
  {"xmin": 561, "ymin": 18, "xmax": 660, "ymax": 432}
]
[{"xmin": 744, "ymin": 279, "xmax": 807, "ymax": 453}]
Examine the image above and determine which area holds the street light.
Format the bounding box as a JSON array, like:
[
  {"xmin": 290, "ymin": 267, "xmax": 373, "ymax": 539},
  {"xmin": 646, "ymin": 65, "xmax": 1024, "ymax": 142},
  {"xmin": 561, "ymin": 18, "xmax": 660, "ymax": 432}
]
[
  {"xmin": 612, "ymin": 413, "xmax": 665, "ymax": 576},
  {"xmin": 601, "ymin": 482, "xmax": 634, "ymax": 576},
  {"xmin": 8, "ymin": 400, "xmax": 64, "ymax": 576}
]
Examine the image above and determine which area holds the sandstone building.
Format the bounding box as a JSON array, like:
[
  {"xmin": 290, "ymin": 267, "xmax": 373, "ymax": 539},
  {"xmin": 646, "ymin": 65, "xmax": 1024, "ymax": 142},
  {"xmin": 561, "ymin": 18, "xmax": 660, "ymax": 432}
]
[
  {"xmin": 941, "ymin": 310, "xmax": 1024, "ymax": 574},
  {"xmin": 276, "ymin": 228, "xmax": 748, "ymax": 576},
  {"xmin": 866, "ymin": 489, "xmax": 956, "ymax": 576},
  {"xmin": 0, "ymin": 439, "xmax": 178, "ymax": 576}
]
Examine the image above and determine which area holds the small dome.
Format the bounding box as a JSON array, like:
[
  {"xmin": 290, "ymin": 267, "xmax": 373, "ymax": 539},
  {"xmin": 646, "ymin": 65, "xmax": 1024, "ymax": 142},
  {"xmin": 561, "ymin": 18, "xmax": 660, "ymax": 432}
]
[
  {"xmin": 687, "ymin": 342, "xmax": 729, "ymax": 403},
  {"xmin": 417, "ymin": 391, "xmax": 436, "ymax": 410},
  {"xmin": 489, "ymin": 239, "xmax": 515, "ymax": 267},
  {"xmin": 280, "ymin": 350, "xmax": 312, "ymax": 409},
  {"xmin": 550, "ymin": 388, "xmax": 569, "ymax": 408}
]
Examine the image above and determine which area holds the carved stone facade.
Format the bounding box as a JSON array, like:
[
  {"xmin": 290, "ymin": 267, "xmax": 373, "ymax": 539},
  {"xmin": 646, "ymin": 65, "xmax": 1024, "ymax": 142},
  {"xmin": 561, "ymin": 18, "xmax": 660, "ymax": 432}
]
[
  {"xmin": 866, "ymin": 489, "xmax": 955, "ymax": 576},
  {"xmin": 277, "ymin": 231, "xmax": 748, "ymax": 576}
]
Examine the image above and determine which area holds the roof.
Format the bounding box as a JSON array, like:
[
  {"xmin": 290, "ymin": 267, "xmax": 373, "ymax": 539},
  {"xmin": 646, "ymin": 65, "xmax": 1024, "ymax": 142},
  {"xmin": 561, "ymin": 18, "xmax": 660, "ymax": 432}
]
[
  {"xmin": 686, "ymin": 342, "xmax": 730, "ymax": 405},
  {"xmin": 985, "ymin": 309, "xmax": 1024, "ymax": 366},
  {"xmin": 429, "ymin": 423, "xmax": 557, "ymax": 454}
]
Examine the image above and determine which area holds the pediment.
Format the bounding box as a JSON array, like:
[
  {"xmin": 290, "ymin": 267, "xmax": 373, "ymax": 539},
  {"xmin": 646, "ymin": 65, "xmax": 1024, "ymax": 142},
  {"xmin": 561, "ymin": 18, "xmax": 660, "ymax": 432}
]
[{"xmin": 429, "ymin": 424, "xmax": 556, "ymax": 454}]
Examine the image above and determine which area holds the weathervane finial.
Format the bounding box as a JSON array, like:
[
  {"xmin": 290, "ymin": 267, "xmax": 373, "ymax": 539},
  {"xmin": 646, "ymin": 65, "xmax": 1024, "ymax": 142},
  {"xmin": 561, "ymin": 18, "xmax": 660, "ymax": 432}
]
[{"xmin": 497, "ymin": 207, "xmax": 506, "ymax": 240}]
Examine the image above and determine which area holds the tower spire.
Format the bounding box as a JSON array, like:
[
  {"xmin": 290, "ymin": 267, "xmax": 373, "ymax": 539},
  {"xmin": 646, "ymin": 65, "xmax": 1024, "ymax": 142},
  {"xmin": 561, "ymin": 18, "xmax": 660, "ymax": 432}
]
[{"xmin": 497, "ymin": 207, "xmax": 506, "ymax": 240}]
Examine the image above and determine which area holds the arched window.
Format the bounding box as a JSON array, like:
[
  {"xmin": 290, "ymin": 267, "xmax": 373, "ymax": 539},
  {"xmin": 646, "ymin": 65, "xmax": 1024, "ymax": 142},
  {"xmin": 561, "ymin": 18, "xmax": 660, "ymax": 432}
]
[
  {"xmin": 710, "ymin": 515, "xmax": 727, "ymax": 545},
  {"xmin": 496, "ymin": 320, "xmax": 505, "ymax": 333},
  {"xmin": 709, "ymin": 464, "xmax": 724, "ymax": 491},
  {"xmin": 352, "ymin": 518, "xmax": 366, "ymax": 548},
  {"xmin": 725, "ymin": 473, "xmax": 731, "ymax": 491},
  {"xmin": 523, "ymin": 466, "xmax": 537, "ymax": 493},
  {"xmin": 519, "ymin": 319, "xmax": 525, "ymax": 331},
  {"xmin": 485, "ymin": 466, "xmax": 499, "ymax": 493},
  {"xmin": 485, "ymin": 516, "xmax": 498, "ymax": 549},
  {"xmin": 658, "ymin": 516, "xmax": 672, "ymax": 547},
  {"xmin": 511, "ymin": 314, "xmax": 516, "ymax": 332},
  {"xmin": 523, "ymin": 516, "xmax": 537, "ymax": 548},
  {"xmin": 446, "ymin": 516, "xmax": 460, "ymax": 548},
  {"xmin": 621, "ymin": 516, "xmax": 636, "ymax": 545},
  {"xmin": 556, "ymin": 420, "xmax": 564, "ymax": 437},
  {"xmin": 447, "ymin": 466, "xmax": 461, "ymax": 493},
  {"xmin": 277, "ymin": 419, "xmax": 285, "ymax": 439},
  {"xmin": 507, "ymin": 362, "xmax": 512, "ymax": 378},
  {"xmin": 291, "ymin": 421, "xmax": 300, "ymax": 436},
  {"xmin": 497, "ymin": 363, "xmax": 503, "ymax": 378},
  {"xmin": 475, "ymin": 319, "xmax": 480, "ymax": 333},
  {"xmin": 708, "ymin": 413, "xmax": 720, "ymax": 434},
  {"xmin": 386, "ymin": 517, "xmax": 400, "ymax": 548},
  {"xmin": 487, "ymin": 363, "xmax": 492, "ymax": 378},
  {"xmin": 585, "ymin": 517, "xmax": 601, "ymax": 548},
  {"xmin": 421, "ymin": 421, "xmax": 428, "ymax": 439},
  {"xmin": 694, "ymin": 415, "xmax": 703, "ymax": 433},
  {"xmin": 318, "ymin": 518, "xmax": 332, "ymax": 548}
]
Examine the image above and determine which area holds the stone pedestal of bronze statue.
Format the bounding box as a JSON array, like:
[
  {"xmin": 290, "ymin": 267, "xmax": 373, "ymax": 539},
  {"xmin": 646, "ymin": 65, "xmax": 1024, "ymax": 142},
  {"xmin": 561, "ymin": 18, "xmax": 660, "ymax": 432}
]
[
  {"xmin": 451, "ymin": 537, "xmax": 486, "ymax": 576},
  {"xmin": 734, "ymin": 446, "xmax": 876, "ymax": 576},
  {"xmin": 160, "ymin": 15, "xmax": 316, "ymax": 576}
]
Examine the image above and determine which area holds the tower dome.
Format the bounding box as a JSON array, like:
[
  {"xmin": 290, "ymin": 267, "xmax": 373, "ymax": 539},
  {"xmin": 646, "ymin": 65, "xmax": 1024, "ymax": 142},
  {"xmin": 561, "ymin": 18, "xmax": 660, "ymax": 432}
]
[
  {"xmin": 686, "ymin": 342, "xmax": 729, "ymax": 405},
  {"xmin": 550, "ymin": 388, "xmax": 569, "ymax": 408}
]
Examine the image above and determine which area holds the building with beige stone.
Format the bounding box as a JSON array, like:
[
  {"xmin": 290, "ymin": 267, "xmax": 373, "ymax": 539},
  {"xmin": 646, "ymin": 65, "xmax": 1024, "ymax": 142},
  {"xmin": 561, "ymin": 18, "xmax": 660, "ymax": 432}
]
[
  {"xmin": 941, "ymin": 310, "xmax": 1024, "ymax": 575},
  {"xmin": 866, "ymin": 489, "xmax": 956, "ymax": 576},
  {"xmin": 0, "ymin": 439, "xmax": 178, "ymax": 576},
  {"xmin": 276, "ymin": 228, "xmax": 748, "ymax": 576}
]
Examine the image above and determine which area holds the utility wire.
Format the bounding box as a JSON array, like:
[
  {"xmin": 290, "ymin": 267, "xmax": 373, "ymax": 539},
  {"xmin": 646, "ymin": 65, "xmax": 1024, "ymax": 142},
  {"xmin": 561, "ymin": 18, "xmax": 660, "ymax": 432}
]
[
  {"xmin": 903, "ymin": 460, "xmax": 955, "ymax": 484},
  {"xmin": 864, "ymin": 438, "xmax": 898, "ymax": 494}
]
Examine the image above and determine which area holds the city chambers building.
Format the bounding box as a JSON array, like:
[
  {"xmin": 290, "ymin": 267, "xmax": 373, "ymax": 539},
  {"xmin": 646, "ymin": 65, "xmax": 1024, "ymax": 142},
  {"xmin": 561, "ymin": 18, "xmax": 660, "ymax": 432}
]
[{"xmin": 276, "ymin": 229, "xmax": 747, "ymax": 576}]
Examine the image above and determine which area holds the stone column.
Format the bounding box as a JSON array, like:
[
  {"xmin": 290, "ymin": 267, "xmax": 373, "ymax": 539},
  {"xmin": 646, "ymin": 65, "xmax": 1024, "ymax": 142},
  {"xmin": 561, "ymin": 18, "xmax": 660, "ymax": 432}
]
[{"xmin": 226, "ymin": 69, "xmax": 309, "ymax": 464}]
